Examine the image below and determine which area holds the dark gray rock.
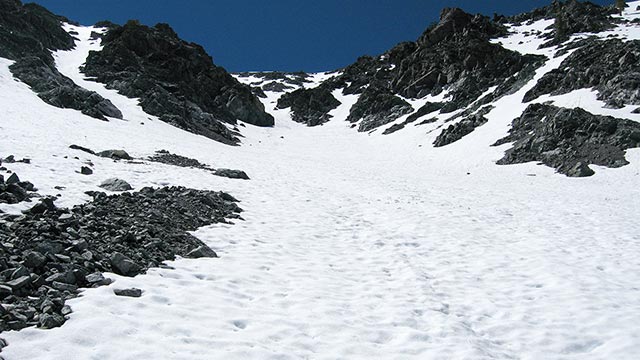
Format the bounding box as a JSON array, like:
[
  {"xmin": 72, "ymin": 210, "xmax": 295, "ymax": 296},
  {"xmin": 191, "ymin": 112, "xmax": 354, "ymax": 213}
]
[
  {"xmin": 347, "ymin": 87, "xmax": 413, "ymax": 132},
  {"xmin": 9, "ymin": 57, "xmax": 123, "ymax": 121},
  {"xmin": 185, "ymin": 246, "xmax": 218, "ymax": 259},
  {"xmin": 566, "ymin": 162, "xmax": 595, "ymax": 177},
  {"xmin": 262, "ymin": 81, "xmax": 294, "ymax": 92},
  {"xmin": 82, "ymin": 21, "xmax": 273, "ymax": 145},
  {"xmin": 276, "ymin": 87, "xmax": 341, "ymax": 126},
  {"xmin": 99, "ymin": 178, "xmax": 133, "ymax": 192},
  {"xmin": 433, "ymin": 107, "xmax": 493, "ymax": 147},
  {"xmin": 25, "ymin": 197, "xmax": 57, "ymax": 214},
  {"xmin": 6, "ymin": 276, "xmax": 31, "ymax": 290},
  {"xmin": 506, "ymin": 0, "xmax": 616, "ymax": 43},
  {"xmin": 45, "ymin": 270, "xmax": 76, "ymax": 284},
  {"xmin": 114, "ymin": 288, "xmax": 142, "ymax": 298},
  {"xmin": 69, "ymin": 144, "xmax": 96, "ymax": 155},
  {"xmin": 80, "ymin": 166, "xmax": 93, "ymax": 175},
  {"xmin": 320, "ymin": 6, "xmax": 544, "ymax": 130},
  {"xmin": 85, "ymin": 273, "xmax": 112, "ymax": 286},
  {"xmin": 58, "ymin": 213, "xmax": 74, "ymax": 222},
  {"xmin": 97, "ymin": 149, "xmax": 132, "ymax": 160},
  {"xmin": 494, "ymin": 104, "xmax": 640, "ymax": 176},
  {"xmin": 24, "ymin": 251, "xmax": 46, "ymax": 269},
  {"xmin": 147, "ymin": 150, "xmax": 213, "ymax": 170},
  {"xmin": 51, "ymin": 281, "xmax": 77, "ymax": 292},
  {"xmin": 525, "ymin": 39, "xmax": 640, "ymax": 107},
  {"xmin": 0, "ymin": 285, "xmax": 12, "ymax": 298},
  {"xmin": 0, "ymin": 0, "xmax": 119, "ymax": 122},
  {"xmin": 0, "ymin": 0, "xmax": 122, "ymax": 119},
  {"xmin": 5, "ymin": 173, "xmax": 19, "ymax": 185},
  {"xmin": 10, "ymin": 266, "xmax": 30, "ymax": 280},
  {"xmin": 38, "ymin": 313, "xmax": 65, "ymax": 329},
  {"xmin": 213, "ymin": 169, "xmax": 250, "ymax": 180},
  {"xmin": 110, "ymin": 252, "xmax": 141, "ymax": 276}
]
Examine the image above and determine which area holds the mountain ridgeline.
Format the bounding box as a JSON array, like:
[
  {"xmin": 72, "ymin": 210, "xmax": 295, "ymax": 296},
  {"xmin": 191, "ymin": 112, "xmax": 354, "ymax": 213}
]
[
  {"xmin": 81, "ymin": 21, "xmax": 274, "ymax": 145},
  {"xmin": 2, "ymin": 0, "xmax": 640, "ymax": 176},
  {"xmin": 253, "ymin": 2, "xmax": 640, "ymax": 177}
]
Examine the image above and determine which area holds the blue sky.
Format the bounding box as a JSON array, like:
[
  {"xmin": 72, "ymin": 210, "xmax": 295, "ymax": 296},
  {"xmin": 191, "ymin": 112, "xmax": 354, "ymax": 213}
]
[{"xmin": 31, "ymin": 0, "xmax": 612, "ymax": 72}]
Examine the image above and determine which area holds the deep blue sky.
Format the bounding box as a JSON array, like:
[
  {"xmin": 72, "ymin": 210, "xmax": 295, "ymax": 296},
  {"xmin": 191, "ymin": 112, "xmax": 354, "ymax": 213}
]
[{"xmin": 30, "ymin": 0, "xmax": 612, "ymax": 72}]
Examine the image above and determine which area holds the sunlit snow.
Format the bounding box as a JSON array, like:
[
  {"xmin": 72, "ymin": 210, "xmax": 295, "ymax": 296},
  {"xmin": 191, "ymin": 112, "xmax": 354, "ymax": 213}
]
[{"xmin": 1, "ymin": 15, "xmax": 640, "ymax": 360}]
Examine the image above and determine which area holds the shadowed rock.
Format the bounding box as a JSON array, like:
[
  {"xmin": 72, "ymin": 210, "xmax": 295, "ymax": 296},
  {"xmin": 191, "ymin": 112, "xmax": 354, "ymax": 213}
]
[
  {"xmin": 494, "ymin": 103, "xmax": 640, "ymax": 176},
  {"xmin": 82, "ymin": 21, "xmax": 274, "ymax": 144}
]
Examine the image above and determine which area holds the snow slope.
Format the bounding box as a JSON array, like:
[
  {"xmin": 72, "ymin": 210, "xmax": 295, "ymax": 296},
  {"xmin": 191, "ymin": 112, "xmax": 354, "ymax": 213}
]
[{"xmin": 1, "ymin": 17, "xmax": 640, "ymax": 360}]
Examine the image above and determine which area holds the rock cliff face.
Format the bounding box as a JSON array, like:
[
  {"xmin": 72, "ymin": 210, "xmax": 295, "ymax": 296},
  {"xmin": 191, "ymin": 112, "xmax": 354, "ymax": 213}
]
[
  {"xmin": 525, "ymin": 39, "xmax": 640, "ymax": 107},
  {"xmin": 82, "ymin": 21, "xmax": 274, "ymax": 145},
  {"xmin": 0, "ymin": 0, "xmax": 122, "ymax": 120},
  {"xmin": 494, "ymin": 104, "xmax": 640, "ymax": 177},
  {"xmin": 263, "ymin": 2, "xmax": 640, "ymax": 177},
  {"xmin": 276, "ymin": 7, "xmax": 545, "ymax": 131},
  {"xmin": 276, "ymin": 87, "xmax": 340, "ymax": 126},
  {"xmin": 505, "ymin": 0, "xmax": 616, "ymax": 39}
]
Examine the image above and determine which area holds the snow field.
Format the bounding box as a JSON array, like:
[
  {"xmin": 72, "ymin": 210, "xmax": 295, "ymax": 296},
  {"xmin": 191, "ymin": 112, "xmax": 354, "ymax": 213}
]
[{"xmin": 0, "ymin": 19, "xmax": 639, "ymax": 360}]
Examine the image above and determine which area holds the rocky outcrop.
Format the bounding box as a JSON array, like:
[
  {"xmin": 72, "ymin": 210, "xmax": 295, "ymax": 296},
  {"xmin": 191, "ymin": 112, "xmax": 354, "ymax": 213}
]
[
  {"xmin": 0, "ymin": 186, "xmax": 242, "ymax": 331},
  {"xmin": 525, "ymin": 39, "xmax": 640, "ymax": 107},
  {"xmin": 146, "ymin": 150, "xmax": 250, "ymax": 180},
  {"xmin": 276, "ymin": 87, "xmax": 341, "ymax": 126},
  {"xmin": 311, "ymin": 7, "xmax": 544, "ymax": 134},
  {"xmin": 433, "ymin": 106, "xmax": 493, "ymax": 147},
  {"xmin": 82, "ymin": 21, "xmax": 274, "ymax": 145},
  {"xmin": 346, "ymin": 87, "xmax": 413, "ymax": 132},
  {"xmin": 0, "ymin": 0, "xmax": 122, "ymax": 120},
  {"xmin": 0, "ymin": 171, "xmax": 38, "ymax": 205},
  {"xmin": 391, "ymin": 8, "xmax": 544, "ymax": 103},
  {"xmin": 506, "ymin": 0, "xmax": 616, "ymax": 41},
  {"xmin": 235, "ymin": 71, "xmax": 312, "ymax": 90},
  {"xmin": 494, "ymin": 104, "xmax": 640, "ymax": 176},
  {"xmin": 0, "ymin": 0, "xmax": 73, "ymax": 62}
]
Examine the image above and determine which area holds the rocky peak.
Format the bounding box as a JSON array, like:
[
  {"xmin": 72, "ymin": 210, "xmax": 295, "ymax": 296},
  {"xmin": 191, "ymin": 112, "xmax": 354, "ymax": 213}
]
[
  {"xmin": 0, "ymin": 0, "xmax": 74, "ymax": 62},
  {"xmin": 0, "ymin": 0, "xmax": 122, "ymax": 120},
  {"xmin": 83, "ymin": 20, "xmax": 274, "ymax": 144},
  {"xmin": 418, "ymin": 8, "xmax": 506, "ymax": 47}
]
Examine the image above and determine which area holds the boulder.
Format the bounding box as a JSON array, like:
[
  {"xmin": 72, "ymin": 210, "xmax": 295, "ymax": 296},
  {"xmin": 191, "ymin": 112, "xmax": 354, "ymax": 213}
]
[
  {"xmin": 24, "ymin": 251, "xmax": 46, "ymax": 269},
  {"xmin": 26, "ymin": 197, "xmax": 57, "ymax": 214},
  {"xmin": 114, "ymin": 288, "xmax": 143, "ymax": 298},
  {"xmin": 99, "ymin": 178, "xmax": 133, "ymax": 191},
  {"xmin": 81, "ymin": 21, "xmax": 273, "ymax": 144},
  {"xmin": 110, "ymin": 252, "xmax": 141, "ymax": 276},
  {"xmin": 80, "ymin": 166, "xmax": 93, "ymax": 175},
  {"xmin": 213, "ymin": 169, "xmax": 250, "ymax": 180},
  {"xmin": 6, "ymin": 275, "xmax": 31, "ymax": 290},
  {"xmin": 566, "ymin": 162, "xmax": 595, "ymax": 177},
  {"xmin": 97, "ymin": 149, "xmax": 132, "ymax": 160},
  {"xmin": 38, "ymin": 313, "xmax": 65, "ymax": 329},
  {"xmin": 185, "ymin": 246, "xmax": 218, "ymax": 259},
  {"xmin": 5, "ymin": 173, "xmax": 19, "ymax": 185},
  {"xmin": 276, "ymin": 87, "xmax": 341, "ymax": 126},
  {"xmin": 346, "ymin": 87, "xmax": 413, "ymax": 132}
]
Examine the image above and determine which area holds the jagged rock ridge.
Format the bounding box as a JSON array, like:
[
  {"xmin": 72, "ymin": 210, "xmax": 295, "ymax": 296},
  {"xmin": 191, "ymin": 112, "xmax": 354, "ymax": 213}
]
[
  {"xmin": 276, "ymin": 7, "xmax": 546, "ymax": 131},
  {"xmin": 82, "ymin": 21, "xmax": 274, "ymax": 145},
  {"xmin": 525, "ymin": 38, "xmax": 640, "ymax": 108},
  {"xmin": 494, "ymin": 104, "xmax": 640, "ymax": 177},
  {"xmin": 0, "ymin": 0, "xmax": 122, "ymax": 120}
]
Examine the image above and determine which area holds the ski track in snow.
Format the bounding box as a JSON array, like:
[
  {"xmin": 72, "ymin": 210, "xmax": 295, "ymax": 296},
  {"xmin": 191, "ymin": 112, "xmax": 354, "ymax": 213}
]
[{"xmin": 1, "ymin": 17, "xmax": 640, "ymax": 360}]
